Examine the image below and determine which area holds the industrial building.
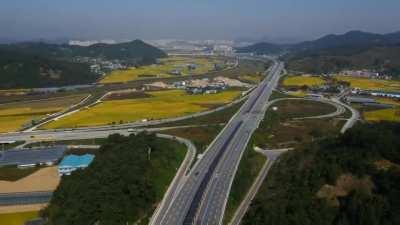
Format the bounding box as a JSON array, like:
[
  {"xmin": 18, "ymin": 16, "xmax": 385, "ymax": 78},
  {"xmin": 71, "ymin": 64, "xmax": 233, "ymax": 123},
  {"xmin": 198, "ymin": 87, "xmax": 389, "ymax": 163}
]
[
  {"xmin": 58, "ymin": 154, "xmax": 95, "ymax": 176},
  {"xmin": 345, "ymin": 96, "xmax": 376, "ymax": 104},
  {"xmin": 0, "ymin": 146, "xmax": 67, "ymax": 168}
]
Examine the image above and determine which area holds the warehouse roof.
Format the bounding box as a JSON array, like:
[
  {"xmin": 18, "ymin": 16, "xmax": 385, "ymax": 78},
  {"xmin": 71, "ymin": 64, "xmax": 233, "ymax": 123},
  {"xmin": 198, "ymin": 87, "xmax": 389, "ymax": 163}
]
[{"xmin": 0, "ymin": 146, "xmax": 67, "ymax": 167}]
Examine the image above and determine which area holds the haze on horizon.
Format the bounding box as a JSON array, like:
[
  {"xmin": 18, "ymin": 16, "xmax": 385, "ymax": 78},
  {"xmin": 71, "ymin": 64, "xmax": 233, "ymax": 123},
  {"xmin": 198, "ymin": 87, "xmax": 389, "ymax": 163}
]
[{"xmin": 1, "ymin": 0, "xmax": 400, "ymax": 43}]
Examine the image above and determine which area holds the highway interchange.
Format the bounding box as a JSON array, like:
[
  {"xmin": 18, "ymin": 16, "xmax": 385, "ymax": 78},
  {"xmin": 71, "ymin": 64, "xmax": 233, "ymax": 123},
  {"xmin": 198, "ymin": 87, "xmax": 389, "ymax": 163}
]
[
  {"xmin": 0, "ymin": 58, "xmax": 360, "ymax": 225},
  {"xmin": 152, "ymin": 61, "xmax": 284, "ymax": 225}
]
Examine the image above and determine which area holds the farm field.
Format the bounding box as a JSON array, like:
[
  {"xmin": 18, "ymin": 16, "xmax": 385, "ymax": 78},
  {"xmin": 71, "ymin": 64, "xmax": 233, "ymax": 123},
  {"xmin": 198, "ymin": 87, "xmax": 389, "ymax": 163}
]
[
  {"xmin": 0, "ymin": 166, "xmax": 60, "ymax": 193},
  {"xmin": 373, "ymin": 97, "xmax": 400, "ymax": 106},
  {"xmin": 0, "ymin": 94, "xmax": 88, "ymax": 133},
  {"xmin": 335, "ymin": 76, "xmax": 400, "ymax": 91},
  {"xmin": 43, "ymin": 89, "xmax": 242, "ymax": 129},
  {"xmin": 364, "ymin": 107, "xmax": 400, "ymax": 122},
  {"xmin": 0, "ymin": 211, "xmax": 38, "ymax": 225},
  {"xmin": 0, "ymin": 166, "xmax": 41, "ymax": 182},
  {"xmin": 239, "ymin": 73, "xmax": 263, "ymax": 84},
  {"xmin": 285, "ymin": 90, "xmax": 307, "ymax": 97},
  {"xmin": 282, "ymin": 75, "xmax": 326, "ymax": 87},
  {"xmin": 100, "ymin": 56, "xmax": 225, "ymax": 84}
]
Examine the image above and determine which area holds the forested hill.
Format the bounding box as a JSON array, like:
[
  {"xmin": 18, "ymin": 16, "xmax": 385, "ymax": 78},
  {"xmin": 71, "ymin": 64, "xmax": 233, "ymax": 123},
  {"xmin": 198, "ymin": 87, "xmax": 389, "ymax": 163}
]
[
  {"xmin": 237, "ymin": 31, "xmax": 400, "ymax": 77},
  {"xmin": 0, "ymin": 40, "xmax": 167, "ymax": 89},
  {"xmin": 236, "ymin": 42, "xmax": 284, "ymax": 55},
  {"xmin": 286, "ymin": 45, "xmax": 400, "ymax": 77},
  {"xmin": 285, "ymin": 31, "xmax": 400, "ymax": 76},
  {"xmin": 0, "ymin": 50, "xmax": 97, "ymax": 89},
  {"xmin": 243, "ymin": 122, "xmax": 400, "ymax": 225},
  {"xmin": 72, "ymin": 40, "xmax": 167, "ymax": 60},
  {"xmin": 43, "ymin": 133, "xmax": 185, "ymax": 225}
]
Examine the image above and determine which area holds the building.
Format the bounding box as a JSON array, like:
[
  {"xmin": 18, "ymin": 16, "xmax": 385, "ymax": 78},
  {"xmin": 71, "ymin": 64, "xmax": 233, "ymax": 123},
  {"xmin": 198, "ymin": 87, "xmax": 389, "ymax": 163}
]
[
  {"xmin": 305, "ymin": 93, "xmax": 324, "ymax": 100},
  {"xmin": 58, "ymin": 154, "xmax": 95, "ymax": 176},
  {"xmin": 345, "ymin": 96, "xmax": 376, "ymax": 104},
  {"xmin": 0, "ymin": 146, "xmax": 67, "ymax": 168},
  {"xmin": 341, "ymin": 70, "xmax": 380, "ymax": 78},
  {"xmin": 370, "ymin": 91, "xmax": 400, "ymax": 99},
  {"xmin": 186, "ymin": 87, "xmax": 204, "ymax": 94}
]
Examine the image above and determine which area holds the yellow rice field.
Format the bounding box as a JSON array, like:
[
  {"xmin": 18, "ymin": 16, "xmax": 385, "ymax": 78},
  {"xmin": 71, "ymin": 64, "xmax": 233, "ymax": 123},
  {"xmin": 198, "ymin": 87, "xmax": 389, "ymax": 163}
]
[
  {"xmin": 283, "ymin": 75, "xmax": 326, "ymax": 87},
  {"xmin": 100, "ymin": 56, "xmax": 224, "ymax": 84},
  {"xmin": 0, "ymin": 94, "xmax": 87, "ymax": 133},
  {"xmin": 239, "ymin": 74, "xmax": 263, "ymax": 84},
  {"xmin": 335, "ymin": 76, "xmax": 400, "ymax": 91},
  {"xmin": 364, "ymin": 107, "xmax": 400, "ymax": 122},
  {"xmin": 43, "ymin": 89, "xmax": 241, "ymax": 129},
  {"xmin": 0, "ymin": 211, "xmax": 38, "ymax": 225}
]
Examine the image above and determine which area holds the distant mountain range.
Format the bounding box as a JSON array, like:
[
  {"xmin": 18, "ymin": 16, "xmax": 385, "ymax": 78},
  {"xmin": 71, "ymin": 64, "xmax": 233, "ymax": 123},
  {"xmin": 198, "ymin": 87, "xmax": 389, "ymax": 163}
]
[
  {"xmin": 237, "ymin": 30, "xmax": 400, "ymax": 77},
  {"xmin": 0, "ymin": 40, "xmax": 167, "ymax": 89},
  {"xmin": 237, "ymin": 30, "xmax": 400, "ymax": 54}
]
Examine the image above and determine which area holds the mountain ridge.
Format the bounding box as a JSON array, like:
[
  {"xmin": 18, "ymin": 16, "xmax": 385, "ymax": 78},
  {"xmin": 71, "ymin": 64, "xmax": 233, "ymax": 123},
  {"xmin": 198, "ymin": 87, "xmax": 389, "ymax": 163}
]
[{"xmin": 237, "ymin": 30, "xmax": 400, "ymax": 54}]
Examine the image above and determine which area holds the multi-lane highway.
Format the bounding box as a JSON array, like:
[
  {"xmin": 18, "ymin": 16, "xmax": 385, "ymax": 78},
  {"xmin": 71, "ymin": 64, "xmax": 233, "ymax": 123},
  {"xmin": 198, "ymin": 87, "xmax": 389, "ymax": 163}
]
[
  {"xmin": 0, "ymin": 57, "xmax": 283, "ymax": 225},
  {"xmin": 152, "ymin": 61, "xmax": 284, "ymax": 225}
]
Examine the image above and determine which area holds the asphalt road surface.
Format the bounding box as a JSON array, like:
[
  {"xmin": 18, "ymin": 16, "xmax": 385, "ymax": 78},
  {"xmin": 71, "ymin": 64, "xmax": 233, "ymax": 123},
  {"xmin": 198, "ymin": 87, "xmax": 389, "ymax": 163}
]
[
  {"xmin": 152, "ymin": 61, "xmax": 284, "ymax": 225},
  {"xmin": 0, "ymin": 191, "xmax": 52, "ymax": 206},
  {"xmin": 228, "ymin": 147, "xmax": 291, "ymax": 225}
]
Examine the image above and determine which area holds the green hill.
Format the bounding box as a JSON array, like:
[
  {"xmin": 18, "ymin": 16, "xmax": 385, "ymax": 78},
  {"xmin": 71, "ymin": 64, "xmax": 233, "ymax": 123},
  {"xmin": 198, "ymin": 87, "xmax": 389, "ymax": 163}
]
[
  {"xmin": 0, "ymin": 50, "xmax": 97, "ymax": 89},
  {"xmin": 71, "ymin": 40, "xmax": 167, "ymax": 60},
  {"xmin": 286, "ymin": 46, "xmax": 400, "ymax": 77},
  {"xmin": 0, "ymin": 40, "xmax": 167, "ymax": 88},
  {"xmin": 243, "ymin": 122, "xmax": 400, "ymax": 225},
  {"xmin": 285, "ymin": 31, "xmax": 400, "ymax": 77},
  {"xmin": 237, "ymin": 31, "xmax": 400, "ymax": 77},
  {"xmin": 43, "ymin": 133, "xmax": 185, "ymax": 225}
]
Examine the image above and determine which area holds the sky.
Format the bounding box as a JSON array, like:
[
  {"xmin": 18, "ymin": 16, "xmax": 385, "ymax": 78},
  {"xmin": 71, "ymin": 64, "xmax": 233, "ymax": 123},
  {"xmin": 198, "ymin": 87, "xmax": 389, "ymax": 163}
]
[{"xmin": 1, "ymin": 0, "xmax": 400, "ymax": 43}]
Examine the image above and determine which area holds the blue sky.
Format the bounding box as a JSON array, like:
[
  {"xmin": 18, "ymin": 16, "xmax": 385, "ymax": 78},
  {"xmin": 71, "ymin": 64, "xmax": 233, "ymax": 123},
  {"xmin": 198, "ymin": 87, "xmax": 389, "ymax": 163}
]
[{"xmin": 1, "ymin": 0, "xmax": 400, "ymax": 42}]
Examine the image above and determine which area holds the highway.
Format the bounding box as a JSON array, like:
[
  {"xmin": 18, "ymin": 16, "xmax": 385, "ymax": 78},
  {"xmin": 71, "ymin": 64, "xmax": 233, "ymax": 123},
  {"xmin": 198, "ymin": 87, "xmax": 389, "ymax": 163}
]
[
  {"xmin": 152, "ymin": 61, "xmax": 284, "ymax": 225},
  {"xmin": 0, "ymin": 192, "xmax": 52, "ymax": 206}
]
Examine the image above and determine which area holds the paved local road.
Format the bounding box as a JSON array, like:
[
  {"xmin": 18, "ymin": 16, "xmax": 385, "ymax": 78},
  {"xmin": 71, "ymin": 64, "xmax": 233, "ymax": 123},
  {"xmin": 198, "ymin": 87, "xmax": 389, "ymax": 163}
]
[
  {"xmin": 152, "ymin": 61, "xmax": 284, "ymax": 225},
  {"xmin": 331, "ymin": 97, "xmax": 360, "ymax": 133},
  {"xmin": 228, "ymin": 147, "xmax": 291, "ymax": 225},
  {"xmin": 0, "ymin": 191, "xmax": 52, "ymax": 206}
]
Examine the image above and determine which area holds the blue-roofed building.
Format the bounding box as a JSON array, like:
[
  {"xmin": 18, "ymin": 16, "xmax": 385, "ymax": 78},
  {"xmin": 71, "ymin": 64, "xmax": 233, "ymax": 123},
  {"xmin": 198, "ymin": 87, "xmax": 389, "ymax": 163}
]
[{"xmin": 58, "ymin": 154, "xmax": 95, "ymax": 176}]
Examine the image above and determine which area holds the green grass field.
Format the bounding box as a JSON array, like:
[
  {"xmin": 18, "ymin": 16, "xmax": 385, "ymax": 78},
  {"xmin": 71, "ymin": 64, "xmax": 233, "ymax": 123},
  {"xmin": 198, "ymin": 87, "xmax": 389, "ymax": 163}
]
[
  {"xmin": 0, "ymin": 166, "xmax": 41, "ymax": 181},
  {"xmin": 100, "ymin": 56, "xmax": 224, "ymax": 84},
  {"xmin": 335, "ymin": 76, "xmax": 400, "ymax": 91},
  {"xmin": 283, "ymin": 75, "xmax": 326, "ymax": 87},
  {"xmin": 0, "ymin": 211, "xmax": 38, "ymax": 225},
  {"xmin": 43, "ymin": 89, "xmax": 242, "ymax": 129},
  {"xmin": 0, "ymin": 94, "xmax": 88, "ymax": 133}
]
